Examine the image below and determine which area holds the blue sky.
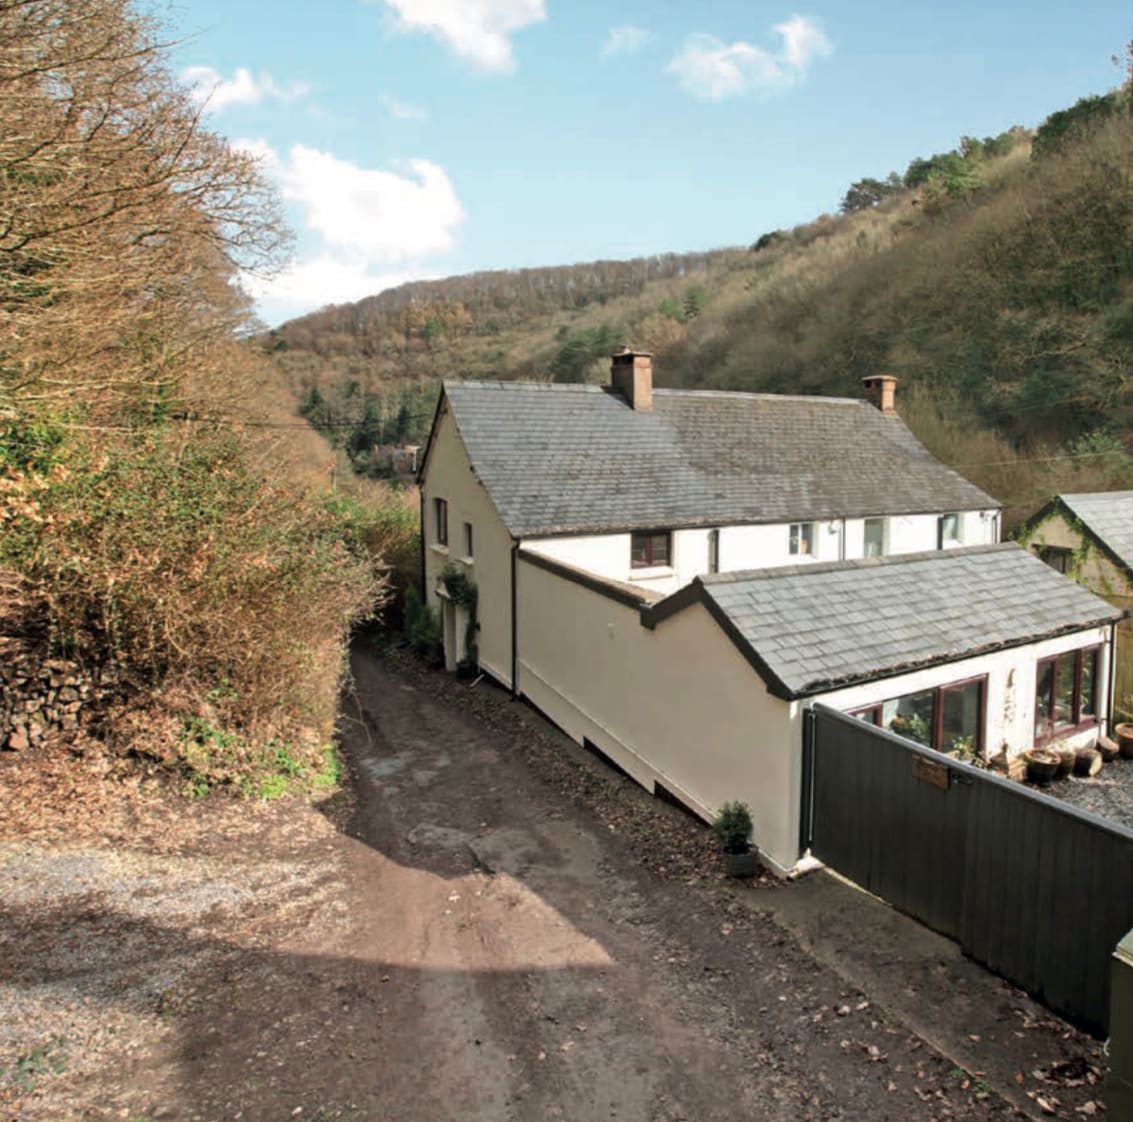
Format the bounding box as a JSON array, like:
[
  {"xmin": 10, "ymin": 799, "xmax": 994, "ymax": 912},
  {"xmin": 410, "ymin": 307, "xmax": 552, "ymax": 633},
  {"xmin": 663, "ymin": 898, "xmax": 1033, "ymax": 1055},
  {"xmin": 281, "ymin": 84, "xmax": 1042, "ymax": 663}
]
[{"xmin": 163, "ymin": 1, "xmax": 1132, "ymax": 326}]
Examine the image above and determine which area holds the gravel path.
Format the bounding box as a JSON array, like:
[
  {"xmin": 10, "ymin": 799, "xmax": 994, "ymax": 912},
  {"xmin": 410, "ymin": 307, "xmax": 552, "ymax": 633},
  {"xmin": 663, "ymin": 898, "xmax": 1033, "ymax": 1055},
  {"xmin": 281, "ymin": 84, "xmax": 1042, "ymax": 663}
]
[{"xmin": 1040, "ymin": 757, "xmax": 1133, "ymax": 830}]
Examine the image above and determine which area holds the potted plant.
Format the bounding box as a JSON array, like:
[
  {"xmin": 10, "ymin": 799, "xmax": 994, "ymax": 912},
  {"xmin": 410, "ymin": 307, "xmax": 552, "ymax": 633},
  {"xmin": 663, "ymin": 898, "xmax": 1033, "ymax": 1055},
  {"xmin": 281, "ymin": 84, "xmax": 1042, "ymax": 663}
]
[{"xmin": 712, "ymin": 801, "xmax": 759, "ymax": 879}]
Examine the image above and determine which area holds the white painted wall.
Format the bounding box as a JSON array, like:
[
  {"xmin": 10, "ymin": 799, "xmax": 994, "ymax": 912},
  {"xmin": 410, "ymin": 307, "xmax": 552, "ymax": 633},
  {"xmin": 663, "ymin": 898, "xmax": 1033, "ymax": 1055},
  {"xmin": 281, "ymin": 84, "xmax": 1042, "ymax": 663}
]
[
  {"xmin": 515, "ymin": 552, "xmax": 801, "ymax": 873},
  {"xmin": 525, "ymin": 509, "xmax": 1000, "ymax": 594},
  {"xmin": 818, "ymin": 624, "xmax": 1114, "ymax": 758},
  {"xmin": 420, "ymin": 404, "xmax": 515, "ymax": 687}
]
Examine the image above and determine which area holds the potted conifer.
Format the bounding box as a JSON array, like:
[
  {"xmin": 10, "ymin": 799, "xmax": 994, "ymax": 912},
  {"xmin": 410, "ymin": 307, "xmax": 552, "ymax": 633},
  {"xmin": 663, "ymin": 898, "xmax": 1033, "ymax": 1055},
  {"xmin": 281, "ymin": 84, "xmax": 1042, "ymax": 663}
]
[{"xmin": 712, "ymin": 801, "xmax": 759, "ymax": 879}]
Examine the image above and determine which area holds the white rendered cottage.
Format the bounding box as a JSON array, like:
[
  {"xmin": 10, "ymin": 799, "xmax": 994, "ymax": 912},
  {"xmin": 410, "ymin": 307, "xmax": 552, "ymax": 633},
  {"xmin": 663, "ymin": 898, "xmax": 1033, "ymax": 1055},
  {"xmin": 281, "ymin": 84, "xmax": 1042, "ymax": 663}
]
[
  {"xmin": 418, "ymin": 350, "xmax": 1001, "ymax": 686},
  {"xmin": 416, "ymin": 353, "xmax": 1118, "ymax": 872}
]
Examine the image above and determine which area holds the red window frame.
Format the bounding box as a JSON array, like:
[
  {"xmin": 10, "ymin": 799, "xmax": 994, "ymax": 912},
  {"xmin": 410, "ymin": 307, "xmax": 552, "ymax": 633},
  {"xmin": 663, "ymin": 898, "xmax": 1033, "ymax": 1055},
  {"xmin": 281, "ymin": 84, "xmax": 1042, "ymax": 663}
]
[
  {"xmin": 1034, "ymin": 646, "xmax": 1099, "ymax": 742},
  {"xmin": 631, "ymin": 530, "xmax": 671, "ymax": 569},
  {"xmin": 849, "ymin": 674, "xmax": 987, "ymax": 755}
]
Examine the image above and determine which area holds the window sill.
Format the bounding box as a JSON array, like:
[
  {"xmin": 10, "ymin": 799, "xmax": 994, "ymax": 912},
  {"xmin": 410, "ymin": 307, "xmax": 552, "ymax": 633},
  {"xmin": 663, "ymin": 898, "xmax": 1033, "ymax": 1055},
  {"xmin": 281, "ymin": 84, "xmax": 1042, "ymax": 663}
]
[
  {"xmin": 1035, "ymin": 718, "xmax": 1098, "ymax": 744},
  {"xmin": 628, "ymin": 566, "xmax": 674, "ymax": 581},
  {"xmin": 430, "ymin": 543, "xmax": 450, "ymax": 556},
  {"xmin": 460, "ymin": 556, "xmax": 474, "ymax": 566}
]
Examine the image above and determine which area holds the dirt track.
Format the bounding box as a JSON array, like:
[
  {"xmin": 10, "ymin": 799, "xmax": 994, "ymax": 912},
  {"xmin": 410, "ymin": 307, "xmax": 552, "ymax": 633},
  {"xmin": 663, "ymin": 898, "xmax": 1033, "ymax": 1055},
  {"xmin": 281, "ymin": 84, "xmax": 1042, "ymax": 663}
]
[{"xmin": 2, "ymin": 649, "xmax": 1105, "ymax": 1120}]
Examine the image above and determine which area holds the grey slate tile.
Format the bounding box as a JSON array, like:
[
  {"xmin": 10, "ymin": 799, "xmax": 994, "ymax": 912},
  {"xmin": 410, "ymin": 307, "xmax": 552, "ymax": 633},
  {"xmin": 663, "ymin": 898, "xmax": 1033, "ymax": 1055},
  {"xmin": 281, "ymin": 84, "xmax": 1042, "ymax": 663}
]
[
  {"xmin": 698, "ymin": 544, "xmax": 1121, "ymax": 697},
  {"xmin": 443, "ymin": 381, "xmax": 998, "ymax": 537}
]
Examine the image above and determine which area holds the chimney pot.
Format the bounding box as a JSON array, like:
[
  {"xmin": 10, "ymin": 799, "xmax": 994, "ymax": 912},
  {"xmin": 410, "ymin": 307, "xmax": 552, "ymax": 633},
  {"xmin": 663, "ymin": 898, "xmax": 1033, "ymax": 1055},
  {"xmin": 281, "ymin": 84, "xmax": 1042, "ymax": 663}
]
[
  {"xmin": 862, "ymin": 375, "xmax": 897, "ymax": 416},
  {"xmin": 611, "ymin": 348, "xmax": 653, "ymax": 412}
]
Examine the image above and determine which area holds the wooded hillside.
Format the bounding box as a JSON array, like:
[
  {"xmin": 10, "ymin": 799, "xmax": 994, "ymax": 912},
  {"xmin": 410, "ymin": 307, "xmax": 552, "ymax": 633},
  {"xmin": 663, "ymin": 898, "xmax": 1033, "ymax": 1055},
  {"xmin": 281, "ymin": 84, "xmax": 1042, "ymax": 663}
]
[{"xmin": 274, "ymin": 63, "xmax": 1133, "ymax": 525}]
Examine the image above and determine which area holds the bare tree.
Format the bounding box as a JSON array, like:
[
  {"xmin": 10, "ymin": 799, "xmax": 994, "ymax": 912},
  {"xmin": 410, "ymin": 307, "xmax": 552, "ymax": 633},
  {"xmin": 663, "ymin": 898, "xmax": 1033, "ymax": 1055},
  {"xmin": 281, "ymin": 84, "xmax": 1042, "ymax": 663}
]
[{"xmin": 0, "ymin": 0, "xmax": 290, "ymax": 414}]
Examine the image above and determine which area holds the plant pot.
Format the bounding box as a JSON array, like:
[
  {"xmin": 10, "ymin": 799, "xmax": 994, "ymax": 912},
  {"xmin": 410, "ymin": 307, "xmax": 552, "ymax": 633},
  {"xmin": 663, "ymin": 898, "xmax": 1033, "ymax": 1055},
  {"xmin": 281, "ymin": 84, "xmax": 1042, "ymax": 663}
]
[
  {"xmin": 1055, "ymin": 747, "xmax": 1076, "ymax": 778},
  {"xmin": 1024, "ymin": 748, "xmax": 1060, "ymax": 785},
  {"xmin": 1074, "ymin": 747, "xmax": 1103, "ymax": 777},
  {"xmin": 989, "ymin": 751, "xmax": 1027, "ymax": 781},
  {"xmin": 455, "ymin": 660, "xmax": 478, "ymax": 682},
  {"xmin": 1099, "ymin": 736, "xmax": 1121, "ymax": 762},
  {"xmin": 1117, "ymin": 723, "xmax": 1133, "ymax": 758},
  {"xmin": 723, "ymin": 848, "xmax": 760, "ymax": 879}
]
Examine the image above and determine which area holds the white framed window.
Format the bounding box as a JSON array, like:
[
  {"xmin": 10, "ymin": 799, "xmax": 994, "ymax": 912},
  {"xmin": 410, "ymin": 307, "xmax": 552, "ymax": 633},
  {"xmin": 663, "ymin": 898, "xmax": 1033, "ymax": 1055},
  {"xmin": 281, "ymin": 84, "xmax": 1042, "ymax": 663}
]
[
  {"xmin": 863, "ymin": 517, "xmax": 886, "ymax": 558},
  {"xmin": 789, "ymin": 522, "xmax": 814, "ymax": 556},
  {"xmin": 938, "ymin": 512, "xmax": 961, "ymax": 549}
]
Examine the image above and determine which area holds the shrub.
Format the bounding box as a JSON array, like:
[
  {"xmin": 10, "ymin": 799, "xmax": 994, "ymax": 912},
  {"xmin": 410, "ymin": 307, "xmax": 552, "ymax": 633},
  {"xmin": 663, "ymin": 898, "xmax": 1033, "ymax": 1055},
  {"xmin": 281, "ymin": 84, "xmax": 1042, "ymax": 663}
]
[
  {"xmin": 712, "ymin": 801, "xmax": 754, "ymax": 854},
  {"xmin": 403, "ymin": 584, "xmax": 442, "ymax": 661}
]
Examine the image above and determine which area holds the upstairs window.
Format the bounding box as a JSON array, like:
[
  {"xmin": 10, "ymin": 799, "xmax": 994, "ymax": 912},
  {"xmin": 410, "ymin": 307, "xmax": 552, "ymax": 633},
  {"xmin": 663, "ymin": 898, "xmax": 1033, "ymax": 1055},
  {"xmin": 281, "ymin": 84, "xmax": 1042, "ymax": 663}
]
[
  {"xmin": 863, "ymin": 517, "xmax": 886, "ymax": 558},
  {"xmin": 463, "ymin": 521, "xmax": 474, "ymax": 559},
  {"xmin": 938, "ymin": 513, "xmax": 961, "ymax": 548},
  {"xmin": 708, "ymin": 529, "xmax": 720, "ymax": 574},
  {"xmin": 1034, "ymin": 647, "xmax": 1098, "ymax": 741},
  {"xmin": 433, "ymin": 497, "xmax": 448, "ymax": 546},
  {"xmin": 1034, "ymin": 544, "xmax": 1072, "ymax": 574},
  {"xmin": 789, "ymin": 522, "xmax": 814, "ymax": 556},
  {"xmin": 631, "ymin": 530, "xmax": 671, "ymax": 569}
]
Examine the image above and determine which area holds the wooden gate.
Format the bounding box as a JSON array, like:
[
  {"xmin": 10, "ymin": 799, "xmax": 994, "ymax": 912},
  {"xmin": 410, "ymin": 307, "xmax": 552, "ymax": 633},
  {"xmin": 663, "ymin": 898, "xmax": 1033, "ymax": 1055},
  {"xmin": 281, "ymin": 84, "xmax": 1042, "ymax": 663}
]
[{"xmin": 802, "ymin": 704, "xmax": 1133, "ymax": 1035}]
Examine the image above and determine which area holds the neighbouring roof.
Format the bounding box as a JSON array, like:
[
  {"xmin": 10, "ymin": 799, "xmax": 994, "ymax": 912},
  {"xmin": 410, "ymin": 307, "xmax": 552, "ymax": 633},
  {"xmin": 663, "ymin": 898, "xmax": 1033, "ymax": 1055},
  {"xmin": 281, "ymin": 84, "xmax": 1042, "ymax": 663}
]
[
  {"xmin": 1056, "ymin": 492, "xmax": 1133, "ymax": 576},
  {"xmin": 688, "ymin": 543, "xmax": 1122, "ymax": 698},
  {"xmin": 437, "ymin": 381, "xmax": 998, "ymax": 537}
]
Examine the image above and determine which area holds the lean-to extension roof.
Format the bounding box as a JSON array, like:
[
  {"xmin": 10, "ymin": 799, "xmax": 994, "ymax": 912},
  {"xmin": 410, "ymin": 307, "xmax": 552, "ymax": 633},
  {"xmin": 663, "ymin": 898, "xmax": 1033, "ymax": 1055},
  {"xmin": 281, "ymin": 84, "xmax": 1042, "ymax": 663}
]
[
  {"xmin": 1057, "ymin": 492, "xmax": 1133, "ymax": 576},
  {"xmin": 440, "ymin": 381, "xmax": 998, "ymax": 537},
  {"xmin": 676, "ymin": 543, "xmax": 1121, "ymax": 699}
]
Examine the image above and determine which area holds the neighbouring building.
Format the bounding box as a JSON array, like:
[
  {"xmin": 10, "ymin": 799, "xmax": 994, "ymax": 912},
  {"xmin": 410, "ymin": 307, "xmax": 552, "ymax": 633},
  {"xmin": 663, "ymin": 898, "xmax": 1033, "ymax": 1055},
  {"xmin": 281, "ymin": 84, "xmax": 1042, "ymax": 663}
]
[{"xmin": 1020, "ymin": 491, "xmax": 1133, "ymax": 710}]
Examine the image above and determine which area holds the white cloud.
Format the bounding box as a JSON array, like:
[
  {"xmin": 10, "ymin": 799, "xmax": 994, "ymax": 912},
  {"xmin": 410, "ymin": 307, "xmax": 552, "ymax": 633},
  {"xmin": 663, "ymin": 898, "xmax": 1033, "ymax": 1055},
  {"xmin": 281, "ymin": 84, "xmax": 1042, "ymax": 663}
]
[
  {"xmin": 667, "ymin": 16, "xmax": 832, "ymax": 100},
  {"xmin": 379, "ymin": 94, "xmax": 428, "ymax": 120},
  {"xmin": 243, "ymin": 256, "xmax": 424, "ymax": 315},
  {"xmin": 234, "ymin": 140, "xmax": 463, "ymax": 317},
  {"xmin": 602, "ymin": 25, "xmax": 651, "ymax": 58},
  {"xmin": 375, "ymin": 0, "xmax": 546, "ymax": 72},
  {"xmin": 182, "ymin": 66, "xmax": 311, "ymax": 112}
]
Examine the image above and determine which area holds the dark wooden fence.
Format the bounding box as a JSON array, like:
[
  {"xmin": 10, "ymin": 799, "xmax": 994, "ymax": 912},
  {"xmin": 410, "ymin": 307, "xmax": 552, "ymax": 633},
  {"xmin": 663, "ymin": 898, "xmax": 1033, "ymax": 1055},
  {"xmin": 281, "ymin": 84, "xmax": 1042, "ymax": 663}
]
[{"xmin": 803, "ymin": 704, "xmax": 1133, "ymax": 1035}]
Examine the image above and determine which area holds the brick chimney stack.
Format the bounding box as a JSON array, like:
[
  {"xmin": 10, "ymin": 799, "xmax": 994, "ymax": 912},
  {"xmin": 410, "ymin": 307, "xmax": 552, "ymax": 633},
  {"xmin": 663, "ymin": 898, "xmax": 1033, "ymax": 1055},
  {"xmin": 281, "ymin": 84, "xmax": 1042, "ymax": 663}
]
[
  {"xmin": 611, "ymin": 346, "xmax": 653, "ymax": 412},
  {"xmin": 862, "ymin": 375, "xmax": 897, "ymax": 416}
]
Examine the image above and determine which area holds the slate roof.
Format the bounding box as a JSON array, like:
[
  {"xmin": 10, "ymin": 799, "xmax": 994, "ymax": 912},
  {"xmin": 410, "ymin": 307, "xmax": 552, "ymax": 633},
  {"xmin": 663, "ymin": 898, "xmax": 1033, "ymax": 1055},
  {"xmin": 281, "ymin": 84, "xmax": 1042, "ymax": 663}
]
[
  {"xmin": 693, "ymin": 543, "xmax": 1122, "ymax": 698},
  {"xmin": 1058, "ymin": 492, "xmax": 1133, "ymax": 575},
  {"xmin": 439, "ymin": 381, "xmax": 998, "ymax": 537}
]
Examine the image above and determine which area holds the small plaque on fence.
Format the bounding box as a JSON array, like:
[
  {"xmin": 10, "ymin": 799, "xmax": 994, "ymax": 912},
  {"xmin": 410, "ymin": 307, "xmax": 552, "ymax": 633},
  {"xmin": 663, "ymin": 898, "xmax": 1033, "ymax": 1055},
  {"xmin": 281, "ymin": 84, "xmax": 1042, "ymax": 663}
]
[{"xmin": 913, "ymin": 754, "xmax": 950, "ymax": 791}]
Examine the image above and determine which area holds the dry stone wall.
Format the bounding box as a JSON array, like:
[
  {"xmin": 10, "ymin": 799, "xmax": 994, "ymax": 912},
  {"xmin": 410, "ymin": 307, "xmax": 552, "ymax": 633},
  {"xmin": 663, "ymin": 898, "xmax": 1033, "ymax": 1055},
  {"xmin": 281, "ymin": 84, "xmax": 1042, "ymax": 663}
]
[{"xmin": 1, "ymin": 638, "xmax": 120, "ymax": 751}]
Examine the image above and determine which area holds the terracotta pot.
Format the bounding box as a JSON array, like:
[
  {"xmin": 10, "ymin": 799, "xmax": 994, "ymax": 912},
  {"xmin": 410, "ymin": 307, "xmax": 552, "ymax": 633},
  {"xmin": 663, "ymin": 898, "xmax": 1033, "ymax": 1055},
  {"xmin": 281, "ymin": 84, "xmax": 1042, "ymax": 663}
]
[
  {"xmin": 1116, "ymin": 723, "xmax": 1133, "ymax": 758},
  {"xmin": 1024, "ymin": 748, "xmax": 1060, "ymax": 785},
  {"xmin": 1098, "ymin": 736, "xmax": 1120, "ymax": 762},
  {"xmin": 1056, "ymin": 747, "xmax": 1077, "ymax": 777}
]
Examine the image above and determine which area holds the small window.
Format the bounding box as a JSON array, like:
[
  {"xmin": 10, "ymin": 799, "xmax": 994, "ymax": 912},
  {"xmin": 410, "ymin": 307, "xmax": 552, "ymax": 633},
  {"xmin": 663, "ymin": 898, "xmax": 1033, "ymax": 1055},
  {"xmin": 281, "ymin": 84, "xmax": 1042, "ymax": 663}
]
[
  {"xmin": 1034, "ymin": 545, "xmax": 1072, "ymax": 574},
  {"xmin": 433, "ymin": 497, "xmax": 448, "ymax": 546},
  {"xmin": 708, "ymin": 529, "xmax": 720, "ymax": 574},
  {"xmin": 863, "ymin": 517, "xmax": 886, "ymax": 558},
  {"xmin": 938, "ymin": 513, "xmax": 961, "ymax": 548},
  {"xmin": 789, "ymin": 522, "xmax": 814, "ymax": 556},
  {"xmin": 1034, "ymin": 647, "xmax": 1099, "ymax": 740},
  {"xmin": 463, "ymin": 522, "xmax": 474, "ymax": 559},
  {"xmin": 631, "ymin": 530, "xmax": 671, "ymax": 569}
]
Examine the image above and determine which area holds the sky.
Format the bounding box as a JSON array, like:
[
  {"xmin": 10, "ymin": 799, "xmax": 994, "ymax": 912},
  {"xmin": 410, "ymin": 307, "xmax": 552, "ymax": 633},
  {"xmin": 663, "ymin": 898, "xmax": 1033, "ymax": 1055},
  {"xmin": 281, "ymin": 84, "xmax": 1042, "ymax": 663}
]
[{"xmin": 161, "ymin": 0, "xmax": 1132, "ymax": 327}]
